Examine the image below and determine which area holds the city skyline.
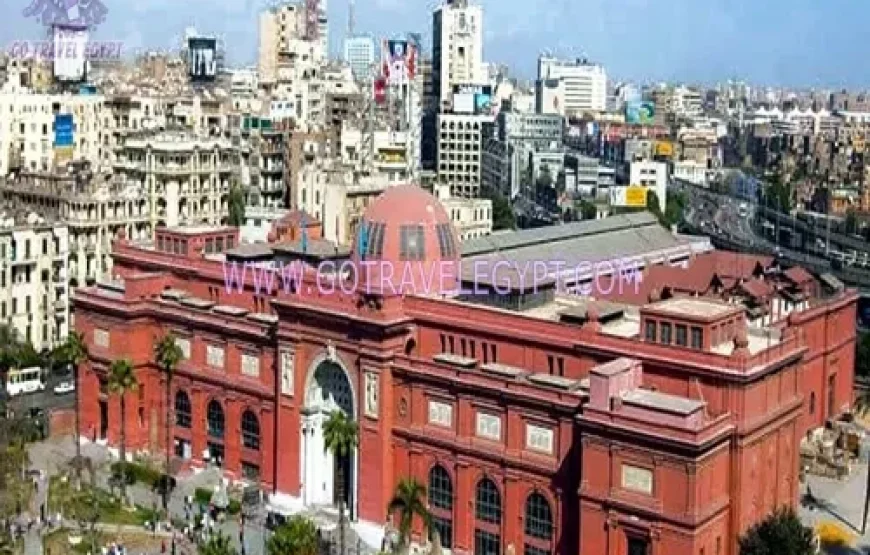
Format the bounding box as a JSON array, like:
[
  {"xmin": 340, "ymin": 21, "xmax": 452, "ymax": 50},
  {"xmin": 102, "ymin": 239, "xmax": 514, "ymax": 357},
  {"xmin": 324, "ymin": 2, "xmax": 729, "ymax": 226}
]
[{"xmin": 0, "ymin": 0, "xmax": 867, "ymax": 88}]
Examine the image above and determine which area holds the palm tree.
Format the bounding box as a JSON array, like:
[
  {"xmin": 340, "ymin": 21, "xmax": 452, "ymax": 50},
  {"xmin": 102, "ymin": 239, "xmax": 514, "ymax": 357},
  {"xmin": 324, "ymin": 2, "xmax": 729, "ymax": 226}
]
[
  {"xmin": 54, "ymin": 332, "xmax": 88, "ymax": 486},
  {"xmin": 387, "ymin": 478, "xmax": 431, "ymax": 552},
  {"xmin": 323, "ymin": 410, "xmax": 358, "ymax": 555},
  {"xmin": 154, "ymin": 333, "xmax": 183, "ymax": 511},
  {"xmin": 266, "ymin": 515, "xmax": 319, "ymax": 555},
  {"xmin": 107, "ymin": 358, "xmax": 138, "ymax": 504},
  {"xmin": 199, "ymin": 531, "xmax": 238, "ymax": 555}
]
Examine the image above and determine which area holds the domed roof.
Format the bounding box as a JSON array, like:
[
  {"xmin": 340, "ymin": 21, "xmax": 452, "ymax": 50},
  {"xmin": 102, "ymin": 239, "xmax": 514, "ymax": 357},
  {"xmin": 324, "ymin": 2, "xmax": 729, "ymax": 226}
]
[{"xmin": 351, "ymin": 185, "xmax": 460, "ymax": 296}]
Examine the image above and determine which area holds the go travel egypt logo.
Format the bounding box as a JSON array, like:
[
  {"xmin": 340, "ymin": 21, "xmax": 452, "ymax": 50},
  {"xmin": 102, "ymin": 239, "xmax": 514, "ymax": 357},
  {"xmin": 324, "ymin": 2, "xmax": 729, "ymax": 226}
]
[{"xmin": 9, "ymin": 0, "xmax": 120, "ymax": 62}]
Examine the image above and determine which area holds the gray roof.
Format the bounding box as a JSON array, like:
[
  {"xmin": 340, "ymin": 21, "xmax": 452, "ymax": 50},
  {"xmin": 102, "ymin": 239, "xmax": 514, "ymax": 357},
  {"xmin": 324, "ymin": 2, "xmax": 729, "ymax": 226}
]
[
  {"xmin": 273, "ymin": 239, "xmax": 351, "ymax": 259},
  {"xmin": 460, "ymin": 212, "xmax": 690, "ymax": 289}
]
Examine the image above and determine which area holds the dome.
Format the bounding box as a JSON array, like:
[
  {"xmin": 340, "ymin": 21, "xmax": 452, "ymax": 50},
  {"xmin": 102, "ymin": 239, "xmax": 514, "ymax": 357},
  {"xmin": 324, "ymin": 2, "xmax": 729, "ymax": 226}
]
[{"xmin": 351, "ymin": 185, "xmax": 460, "ymax": 296}]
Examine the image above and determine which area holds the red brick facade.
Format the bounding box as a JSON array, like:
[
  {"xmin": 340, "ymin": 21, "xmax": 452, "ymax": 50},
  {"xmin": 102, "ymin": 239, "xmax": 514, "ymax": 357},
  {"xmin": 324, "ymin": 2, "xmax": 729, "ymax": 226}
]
[{"xmin": 72, "ymin": 227, "xmax": 856, "ymax": 555}]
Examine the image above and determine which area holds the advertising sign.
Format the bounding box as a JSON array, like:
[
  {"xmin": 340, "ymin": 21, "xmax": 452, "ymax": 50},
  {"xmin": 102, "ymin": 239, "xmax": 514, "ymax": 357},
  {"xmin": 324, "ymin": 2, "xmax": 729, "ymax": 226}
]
[
  {"xmin": 452, "ymin": 85, "xmax": 493, "ymax": 115},
  {"xmin": 52, "ymin": 24, "xmax": 88, "ymax": 82},
  {"xmin": 655, "ymin": 141, "xmax": 674, "ymax": 157},
  {"xmin": 625, "ymin": 101, "xmax": 655, "ymax": 125},
  {"xmin": 609, "ymin": 185, "xmax": 648, "ymax": 208},
  {"xmin": 453, "ymin": 93, "xmax": 474, "ymax": 114},
  {"xmin": 382, "ymin": 39, "xmax": 416, "ymax": 86},
  {"xmin": 188, "ymin": 37, "xmax": 217, "ymax": 82},
  {"xmin": 54, "ymin": 114, "xmax": 74, "ymax": 148}
]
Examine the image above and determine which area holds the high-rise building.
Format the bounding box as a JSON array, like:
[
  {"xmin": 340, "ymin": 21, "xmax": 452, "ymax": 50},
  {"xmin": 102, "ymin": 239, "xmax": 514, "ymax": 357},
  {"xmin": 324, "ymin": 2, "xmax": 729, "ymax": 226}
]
[
  {"xmin": 343, "ymin": 35, "xmax": 376, "ymax": 82},
  {"xmin": 432, "ymin": 0, "xmax": 484, "ymax": 111},
  {"xmin": 536, "ymin": 56, "xmax": 607, "ymax": 115},
  {"xmin": 258, "ymin": 2, "xmax": 327, "ymax": 85}
]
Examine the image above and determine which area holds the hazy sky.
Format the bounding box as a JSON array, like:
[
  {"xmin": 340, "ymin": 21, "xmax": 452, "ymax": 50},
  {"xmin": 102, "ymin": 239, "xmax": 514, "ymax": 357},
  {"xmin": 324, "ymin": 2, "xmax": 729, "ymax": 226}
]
[{"xmin": 2, "ymin": 0, "xmax": 865, "ymax": 87}]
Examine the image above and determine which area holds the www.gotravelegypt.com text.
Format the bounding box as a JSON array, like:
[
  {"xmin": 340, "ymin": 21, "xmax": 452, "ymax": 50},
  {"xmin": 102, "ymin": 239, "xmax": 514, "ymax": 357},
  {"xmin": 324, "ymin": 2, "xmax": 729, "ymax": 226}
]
[{"xmin": 221, "ymin": 259, "xmax": 643, "ymax": 297}]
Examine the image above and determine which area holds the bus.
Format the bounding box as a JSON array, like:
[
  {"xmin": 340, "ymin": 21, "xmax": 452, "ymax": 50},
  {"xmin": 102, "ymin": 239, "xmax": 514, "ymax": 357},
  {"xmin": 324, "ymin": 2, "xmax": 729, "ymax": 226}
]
[{"xmin": 5, "ymin": 367, "xmax": 45, "ymax": 397}]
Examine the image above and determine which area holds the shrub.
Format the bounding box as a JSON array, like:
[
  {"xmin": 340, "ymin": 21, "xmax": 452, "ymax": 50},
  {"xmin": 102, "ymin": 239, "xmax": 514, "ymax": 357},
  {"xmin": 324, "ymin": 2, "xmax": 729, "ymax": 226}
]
[
  {"xmin": 227, "ymin": 499, "xmax": 241, "ymax": 515},
  {"xmin": 194, "ymin": 487, "xmax": 212, "ymax": 506},
  {"xmin": 816, "ymin": 521, "xmax": 854, "ymax": 547},
  {"xmin": 110, "ymin": 461, "xmax": 161, "ymax": 487}
]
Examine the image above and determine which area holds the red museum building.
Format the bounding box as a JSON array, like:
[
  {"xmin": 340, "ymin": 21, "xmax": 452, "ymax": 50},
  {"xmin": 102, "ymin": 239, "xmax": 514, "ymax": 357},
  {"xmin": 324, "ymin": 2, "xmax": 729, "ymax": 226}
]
[{"xmin": 73, "ymin": 185, "xmax": 857, "ymax": 555}]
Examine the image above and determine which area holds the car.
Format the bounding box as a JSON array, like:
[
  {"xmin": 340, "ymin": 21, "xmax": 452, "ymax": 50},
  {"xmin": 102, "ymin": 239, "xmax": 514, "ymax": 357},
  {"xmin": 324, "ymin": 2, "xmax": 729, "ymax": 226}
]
[{"xmin": 53, "ymin": 380, "xmax": 75, "ymax": 395}]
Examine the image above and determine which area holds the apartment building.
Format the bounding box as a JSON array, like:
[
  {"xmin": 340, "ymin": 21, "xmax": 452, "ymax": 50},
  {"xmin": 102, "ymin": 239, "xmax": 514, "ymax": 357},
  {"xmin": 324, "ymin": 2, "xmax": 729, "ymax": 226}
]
[
  {"xmin": 0, "ymin": 92, "xmax": 106, "ymax": 176},
  {"xmin": 259, "ymin": 2, "xmax": 328, "ymax": 86},
  {"xmin": 0, "ymin": 212, "xmax": 69, "ymax": 351},
  {"xmin": 0, "ymin": 161, "xmax": 143, "ymax": 288},
  {"xmin": 437, "ymin": 112, "xmax": 494, "ymax": 198},
  {"xmin": 113, "ymin": 129, "xmax": 241, "ymax": 229},
  {"xmin": 429, "ymin": 181, "xmax": 492, "ymax": 240}
]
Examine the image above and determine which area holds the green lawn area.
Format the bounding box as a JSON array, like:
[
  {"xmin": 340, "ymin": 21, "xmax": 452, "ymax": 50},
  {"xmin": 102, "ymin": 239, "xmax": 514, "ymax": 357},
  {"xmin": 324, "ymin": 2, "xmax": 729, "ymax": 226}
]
[{"xmin": 48, "ymin": 476, "xmax": 159, "ymax": 527}]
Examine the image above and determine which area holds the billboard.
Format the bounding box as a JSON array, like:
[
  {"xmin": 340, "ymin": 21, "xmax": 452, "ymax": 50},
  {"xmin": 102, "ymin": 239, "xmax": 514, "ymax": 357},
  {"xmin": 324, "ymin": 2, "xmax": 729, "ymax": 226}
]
[
  {"xmin": 188, "ymin": 37, "xmax": 217, "ymax": 81},
  {"xmin": 382, "ymin": 39, "xmax": 417, "ymax": 86},
  {"xmin": 53, "ymin": 24, "xmax": 89, "ymax": 82},
  {"xmin": 655, "ymin": 141, "xmax": 674, "ymax": 157},
  {"xmin": 625, "ymin": 101, "xmax": 655, "ymax": 125},
  {"xmin": 610, "ymin": 185, "xmax": 648, "ymax": 208},
  {"xmin": 452, "ymin": 84, "xmax": 493, "ymax": 115},
  {"xmin": 54, "ymin": 114, "xmax": 74, "ymax": 148}
]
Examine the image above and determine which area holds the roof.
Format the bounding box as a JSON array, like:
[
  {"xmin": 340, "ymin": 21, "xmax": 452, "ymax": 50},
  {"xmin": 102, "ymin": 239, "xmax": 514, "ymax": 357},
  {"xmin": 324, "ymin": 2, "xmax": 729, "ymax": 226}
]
[
  {"xmin": 621, "ymin": 389, "xmax": 705, "ymax": 416},
  {"xmin": 784, "ymin": 266, "xmax": 815, "ymax": 286},
  {"xmin": 644, "ymin": 297, "xmax": 739, "ymax": 319},
  {"xmin": 272, "ymin": 239, "xmax": 351, "ymax": 259}
]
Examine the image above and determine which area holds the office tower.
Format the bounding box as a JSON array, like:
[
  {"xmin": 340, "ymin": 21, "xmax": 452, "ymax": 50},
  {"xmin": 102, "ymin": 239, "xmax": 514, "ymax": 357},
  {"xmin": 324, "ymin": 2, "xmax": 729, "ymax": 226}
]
[
  {"xmin": 536, "ymin": 56, "xmax": 607, "ymax": 115},
  {"xmin": 432, "ymin": 0, "xmax": 483, "ymax": 111},
  {"xmin": 343, "ymin": 35, "xmax": 376, "ymax": 82}
]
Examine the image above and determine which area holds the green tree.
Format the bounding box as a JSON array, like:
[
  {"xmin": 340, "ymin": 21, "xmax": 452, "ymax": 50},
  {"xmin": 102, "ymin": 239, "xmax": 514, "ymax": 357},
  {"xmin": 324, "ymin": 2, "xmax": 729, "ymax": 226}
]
[
  {"xmin": 646, "ymin": 191, "xmax": 666, "ymax": 225},
  {"xmin": 53, "ymin": 332, "xmax": 88, "ymax": 487},
  {"xmin": 199, "ymin": 532, "xmax": 238, "ymax": 555},
  {"xmin": 738, "ymin": 507, "xmax": 815, "ymax": 555},
  {"xmin": 266, "ymin": 515, "xmax": 319, "ymax": 555},
  {"xmin": 323, "ymin": 410, "xmax": 358, "ymax": 555},
  {"xmin": 579, "ymin": 200, "xmax": 597, "ymax": 220},
  {"xmin": 387, "ymin": 478, "xmax": 431, "ymax": 550},
  {"xmin": 154, "ymin": 333, "xmax": 183, "ymax": 511},
  {"xmin": 108, "ymin": 358, "xmax": 138, "ymax": 505},
  {"xmin": 228, "ymin": 181, "xmax": 246, "ymax": 227},
  {"xmin": 482, "ymin": 188, "xmax": 516, "ymax": 231}
]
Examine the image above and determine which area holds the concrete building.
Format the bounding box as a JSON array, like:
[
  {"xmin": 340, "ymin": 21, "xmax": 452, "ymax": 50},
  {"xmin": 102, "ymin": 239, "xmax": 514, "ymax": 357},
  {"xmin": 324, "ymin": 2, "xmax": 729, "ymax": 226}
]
[
  {"xmin": 536, "ymin": 56, "xmax": 607, "ymax": 115},
  {"xmin": 241, "ymin": 207, "xmax": 290, "ymax": 243},
  {"xmin": 432, "ymin": 0, "xmax": 484, "ymax": 110},
  {"xmin": 429, "ymin": 181, "xmax": 492, "ymax": 240},
  {"xmin": 114, "ymin": 129, "xmax": 241, "ymax": 228},
  {"xmin": 627, "ymin": 160, "xmax": 668, "ymax": 212},
  {"xmin": 343, "ymin": 35, "xmax": 376, "ymax": 82},
  {"xmin": 73, "ymin": 186, "xmax": 856, "ymax": 555},
  {"xmin": 258, "ymin": 2, "xmax": 327, "ymax": 86},
  {"xmin": 437, "ymin": 112, "xmax": 493, "ymax": 198},
  {"xmin": 0, "ymin": 211, "xmax": 69, "ymax": 351}
]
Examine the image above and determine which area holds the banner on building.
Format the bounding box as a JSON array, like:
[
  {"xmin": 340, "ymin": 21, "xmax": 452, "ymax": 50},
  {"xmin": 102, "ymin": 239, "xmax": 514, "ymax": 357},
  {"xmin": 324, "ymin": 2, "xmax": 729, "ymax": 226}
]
[
  {"xmin": 54, "ymin": 114, "xmax": 74, "ymax": 148},
  {"xmin": 625, "ymin": 101, "xmax": 655, "ymax": 125},
  {"xmin": 655, "ymin": 141, "xmax": 674, "ymax": 157},
  {"xmin": 610, "ymin": 185, "xmax": 648, "ymax": 208},
  {"xmin": 382, "ymin": 39, "xmax": 416, "ymax": 86},
  {"xmin": 373, "ymin": 77, "xmax": 387, "ymax": 104}
]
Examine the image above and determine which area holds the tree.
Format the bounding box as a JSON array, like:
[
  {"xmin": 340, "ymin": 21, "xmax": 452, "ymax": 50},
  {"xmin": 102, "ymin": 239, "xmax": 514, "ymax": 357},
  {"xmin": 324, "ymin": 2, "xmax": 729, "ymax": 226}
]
[
  {"xmin": 199, "ymin": 532, "xmax": 238, "ymax": 555},
  {"xmin": 579, "ymin": 200, "xmax": 597, "ymax": 220},
  {"xmin": 486, "ymin": 191, "xmax": 516, "ymax": 231},
  {"xmin": 53, "ymin": 332, "xmax": 88, "ymax": 487},
  {"xmin": 108, "ymin": 358, "xmax": 138, "ymax": 505},
  {"xmin": 266, "ymin": 515, "xmax": 319, "ymax": 555},
  {"xmin": 228, "ymin": 181, "xmax": 246, "ymax": 227},
  {"xmin": 846, "ymin": 209, "xmax": 859, "ymax": 235},
  {"xmin": 387, "ymin": 478, "xmax": 431, "ymax": 551},
  {"xmin": 646, "ymin": 191, "xmax": 666, "ymax": 225},
  {"xmin": 154, "ymin": 333, "xmax": 183, "ymax": 511},
  {"xmin": 738, "ymin": 507, "xmax": 815, "ymax": 555},
  {"xmin": 323, "ymin": 410, "xmax": 358, "ymax": 555}
]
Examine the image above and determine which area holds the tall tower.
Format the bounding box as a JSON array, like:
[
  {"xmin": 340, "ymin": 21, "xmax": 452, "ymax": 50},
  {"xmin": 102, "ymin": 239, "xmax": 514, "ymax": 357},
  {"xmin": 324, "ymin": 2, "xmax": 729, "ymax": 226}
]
[{"xmin": 431, "ymin": 0, "xmax": 483, "ymax": 111}]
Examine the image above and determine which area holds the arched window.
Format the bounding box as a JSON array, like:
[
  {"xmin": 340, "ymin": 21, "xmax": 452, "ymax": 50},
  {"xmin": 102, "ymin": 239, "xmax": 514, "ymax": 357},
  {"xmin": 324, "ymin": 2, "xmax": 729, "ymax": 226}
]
[
  {"xmin": 175, "ymin": 391, "xmax": 191, "ymax": 428},
  {"xmin": 428, "ymin": 465, "xmax": 453, "ymax": 548},
  {"xmin": 241, "ymin": 410, "xmax": 260, "ymax": 451},
  {"xmin": 207, "ymin": 400, "xmax": 225, "ymax": 439},
  {"xmin": 524, "ymin": 492, "xmax": 553, "ymax": 555},
  {"xmin": 475, "ymin": 478, "xmax": 501, "ymax": 555}
]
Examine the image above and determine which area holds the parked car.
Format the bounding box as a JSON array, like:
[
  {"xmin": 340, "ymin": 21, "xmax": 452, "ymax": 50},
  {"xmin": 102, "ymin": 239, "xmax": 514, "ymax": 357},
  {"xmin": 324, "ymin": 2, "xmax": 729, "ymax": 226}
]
[{"xmin": 53, "ymin": 380, "xmax": 75, "ymax": 395}]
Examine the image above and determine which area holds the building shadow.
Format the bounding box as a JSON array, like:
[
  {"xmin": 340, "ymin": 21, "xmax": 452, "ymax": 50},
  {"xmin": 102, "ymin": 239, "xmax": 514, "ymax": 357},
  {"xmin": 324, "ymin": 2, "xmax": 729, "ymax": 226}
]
[{"xmin": 802, "ymin": 490, "xmax": 862, "ymax": 535}]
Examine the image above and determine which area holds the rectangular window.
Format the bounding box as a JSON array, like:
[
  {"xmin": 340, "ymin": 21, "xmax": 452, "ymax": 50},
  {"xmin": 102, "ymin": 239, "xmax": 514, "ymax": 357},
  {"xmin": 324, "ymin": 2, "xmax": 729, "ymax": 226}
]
[
  {"xmin": 475, "ymin": 412, "xmax": 501, "ymax": 440},
  {"xmin": 460, "ymin": 339, "xmax": 467, "ymax": 357},
  {"xmin": 691, "ymin": 327, "xmax": 703, "ymax": 349},
  {"xmin": 206, "ymin": 345, "xmax": 225, "ymax": 369},
  {"xmin": 448, "ymin": 336, "xmax": 455, "ymax": 354},
  {"xmin": 439, "ymin": 333, "xmax": 446, "ymax": 353},
  {"xmin": 675, "ymin": 325, "xmax": 687, "ymax": 347},
  {"xmin": 428, "ymin": 400, "xmax": 453, "ymax": 427},
  {"xmin": 557, "ymin": 357, "xmax": 564, "ymax": 377},
  {"xmin": 525, "ymin": 424, "xmax": 554, "ymax": 454},
  {"xmin": 645, "ymin": 320, "xmax": 657, "ymax": 342},
  {"xmin": 241, "ymin": 353, "xmax": 260, "ymax": 377},
  {"xmin": 660, "ymin": 323, "xmax": 672, "ymax": 345}
]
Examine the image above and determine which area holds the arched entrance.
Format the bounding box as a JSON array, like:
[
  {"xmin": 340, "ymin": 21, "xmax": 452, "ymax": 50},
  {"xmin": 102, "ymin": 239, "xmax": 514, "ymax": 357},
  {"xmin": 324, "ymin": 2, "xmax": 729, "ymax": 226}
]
[{"xmin": 301, "ymin": 355, "xmax": 356, "ymax": 517}]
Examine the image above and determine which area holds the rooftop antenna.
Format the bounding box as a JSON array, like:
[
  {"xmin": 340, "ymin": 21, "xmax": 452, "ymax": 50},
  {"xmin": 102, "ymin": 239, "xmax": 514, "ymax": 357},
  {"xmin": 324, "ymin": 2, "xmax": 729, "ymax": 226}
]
[{"xmin": 347, "ymin": 0, "xmax": 356, "ymax": 37}]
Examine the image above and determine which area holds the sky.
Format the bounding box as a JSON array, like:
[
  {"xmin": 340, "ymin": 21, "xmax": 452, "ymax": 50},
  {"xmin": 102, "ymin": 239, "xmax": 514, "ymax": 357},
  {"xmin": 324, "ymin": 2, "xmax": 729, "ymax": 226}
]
[{"xmin": 1, "ymin": 0, "xmax": 866, "ymax": 88}]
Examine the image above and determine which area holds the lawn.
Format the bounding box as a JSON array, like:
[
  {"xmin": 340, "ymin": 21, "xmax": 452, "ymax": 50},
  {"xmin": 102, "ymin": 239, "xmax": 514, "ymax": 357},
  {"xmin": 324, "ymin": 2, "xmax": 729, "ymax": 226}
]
[
  {"xmin": 48, "ymin": 476, "xmax": 159, "ymax": 527},
  {"xmin": 44, "ymin": 528, "xmax": 166, "ymax": 555}
]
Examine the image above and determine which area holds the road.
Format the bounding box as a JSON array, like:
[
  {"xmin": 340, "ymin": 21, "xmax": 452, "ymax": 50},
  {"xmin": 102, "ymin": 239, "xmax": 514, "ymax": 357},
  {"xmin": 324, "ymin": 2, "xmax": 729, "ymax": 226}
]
[{"xmin": 6, "ymin": 368, "xmax": 75, "ymax": 417}]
